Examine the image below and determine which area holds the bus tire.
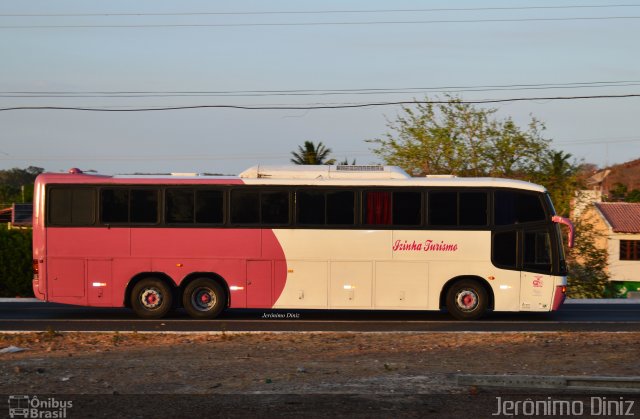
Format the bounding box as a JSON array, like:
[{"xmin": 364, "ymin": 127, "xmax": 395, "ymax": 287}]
[
  {"xmin": 445, "ymin": 279, "xmax": 488, "ymax": 320},
  {"xmin": 131, "ymin": 278, "xmax": 174, "ymax": 319},
  {"xmin": 182, "ymin": 278, "xmax": 226, "ymax": 319}
]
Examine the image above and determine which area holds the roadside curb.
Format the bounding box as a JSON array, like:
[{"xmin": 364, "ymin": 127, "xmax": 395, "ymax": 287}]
[
  {"xmin": 565, "ymin": 298, "xmax": 640, "ymax": 304},
  {"xmin": 0, "ymin": 298, "xmax": 40, "ymax": 303},
  {"xmin": 457, "ymin": 374, "xmax": 640, "ymax": 393}
]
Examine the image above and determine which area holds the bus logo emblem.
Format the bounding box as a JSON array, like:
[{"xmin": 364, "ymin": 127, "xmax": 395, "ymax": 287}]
[{"xmin": 532, "ymin": 276, "xmax": 544, "ymax": 288}]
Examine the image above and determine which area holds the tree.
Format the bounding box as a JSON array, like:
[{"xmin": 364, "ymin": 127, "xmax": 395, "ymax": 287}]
[
  {"xmin": 367, "ymin": 96, "xmax": 550, "ymax": 178},
  {"xmin": 0, "ymin": 166, "xmax": 44, "ymax": 204},
  {"xmin": 290, "ymin": 141, "xmax": 336, "ymax": 165},
  {"xmin": 626, "ymin": 189, "xmax": 640, "ymax": 202},
  {"xmin": 565, "ymin": 213, "xmax": 611, "ymax": 298},
  {"xmin": 338, "ymin": 158, "xmax": 357, "ymax": 165},
  {"xmin": 536, "ymin": 150, "xmax": 581, "ymax": 217}
]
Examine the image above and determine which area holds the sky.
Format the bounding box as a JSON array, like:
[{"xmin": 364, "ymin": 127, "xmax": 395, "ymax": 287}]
[{"xmin": 1, "ymin": 0, "xmax": 639, "ymax": 175}]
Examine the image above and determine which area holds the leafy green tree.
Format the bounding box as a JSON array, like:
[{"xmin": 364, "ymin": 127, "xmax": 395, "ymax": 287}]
[
  {"xmin": 290, "ymin": 141, "xmax": 336, "ymax": 165},
  {"xmin": 565, "ymin": 215, "xmax": 611, "ymax": 298},
  {"xmin": 609, "ymin": 183, "xmax": 628, "ymax": 201},
  {"xmin": 0, "ymin": 166, "xmax": 44, "ymax": 204},
  {"xmin": 338, "ymin": 158, "xmax": 357, "ymax": 165},
  {"xmin": 626, "ymin": 189, "xmax": 640, "ymax": 202},
  {"xmin": 535, "ymin": 150, "xmax": 581, "ymax": 217},
  {"xmin": 0, "ymin": 226, "xmax": 33, "ymax": 297},
  {"xmin": 367, "ymin": 96, "xmax": 550, "ymax": 177}
]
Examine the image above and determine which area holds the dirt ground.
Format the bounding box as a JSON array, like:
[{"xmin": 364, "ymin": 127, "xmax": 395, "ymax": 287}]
[{"xmin": 1, "ymin": 331, "xmax": 640, "ymax": 418}]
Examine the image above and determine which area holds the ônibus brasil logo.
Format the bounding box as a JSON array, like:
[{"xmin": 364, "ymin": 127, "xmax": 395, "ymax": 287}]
[{"xmin": 8, "ymin": 395, "xmax": 72, "ymax": 418}]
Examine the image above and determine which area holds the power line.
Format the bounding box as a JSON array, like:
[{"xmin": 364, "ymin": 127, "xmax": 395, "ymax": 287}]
[
  {"xmin": 1, "ymin": 93, "xmax": 640, "ymax": 112},
  {"xmin": 2, "ymin": 4, "xmax": 639, "ymax": 17},
  {"xmin": 3, "ymin": 80, "xmax": 640, "ymax": 98},
  {"xmin": 2, "ymin": 16, "xmax": 640, "ymax": 29}
]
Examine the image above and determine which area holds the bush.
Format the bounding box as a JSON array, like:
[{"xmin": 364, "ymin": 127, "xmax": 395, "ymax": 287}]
[{"xmin": 0, "ymin": 226, "xmax": 33, "ymax": 297}]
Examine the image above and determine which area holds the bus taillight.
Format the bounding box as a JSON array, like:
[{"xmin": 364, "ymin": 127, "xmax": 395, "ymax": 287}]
[
  {"xmin": 32, "ymin": 259, "xmax": 39, "ymax": 280},
  {"xmin": 552, "ymin": 285, "xmax": 567, "ymax": 311}
]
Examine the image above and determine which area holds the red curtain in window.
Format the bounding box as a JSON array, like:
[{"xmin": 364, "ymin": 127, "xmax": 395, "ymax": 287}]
[{"xmin": 366, "ymin": 192, "xmax": 392, "ymax": 225}]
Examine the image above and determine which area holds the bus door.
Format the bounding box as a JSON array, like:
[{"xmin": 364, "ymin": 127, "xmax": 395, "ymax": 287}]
[{"xmin": 519, "ymin": 229, "xmax": 554, "ymax": 311}]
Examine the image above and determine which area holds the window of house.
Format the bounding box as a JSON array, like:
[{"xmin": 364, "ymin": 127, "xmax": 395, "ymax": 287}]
[{"xmin": 620, "ymin": 240, "xmax": 640, "ymax": 260}]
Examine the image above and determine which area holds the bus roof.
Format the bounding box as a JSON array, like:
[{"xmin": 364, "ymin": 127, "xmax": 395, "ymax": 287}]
[{"xmin": 35, "ymin": 166, "xmax": 547, "ymax": 192}]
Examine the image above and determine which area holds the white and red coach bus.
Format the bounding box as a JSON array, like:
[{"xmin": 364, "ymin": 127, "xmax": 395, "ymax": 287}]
[{"xmin": 32, "ymin": 165, "xmax": 573, "ymax": 320}]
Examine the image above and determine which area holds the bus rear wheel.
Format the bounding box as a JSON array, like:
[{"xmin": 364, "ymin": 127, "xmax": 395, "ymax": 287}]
[
  {"xmin": 131, "ymin": 278, "xmax": 173, "ymax": 319},
  {"xmin": 182, "ymin": 278, "xmax": 226, "ymax": 319},
  {"xmin": 445, "ymin": 280, "xmax": 488, "ymax": 320}
]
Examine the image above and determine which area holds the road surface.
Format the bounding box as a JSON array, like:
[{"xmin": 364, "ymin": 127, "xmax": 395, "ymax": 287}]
[{"xmin": 0, "ymin": 300, "xmax": 638, "ymax": 332}]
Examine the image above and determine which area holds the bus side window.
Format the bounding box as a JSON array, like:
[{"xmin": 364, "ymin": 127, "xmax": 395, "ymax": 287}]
[
  {"xmin": 460, "ymin": 192, "xmax": 488, "ymax": 226},
  {"xmin": 49, "ymin": 188, "xmax": 96, "ymax": 226},
  {"xmin": 130, "ymin": 190, "xmax": 159, "ymax": 223},
  {"xmin": 101, "ymin": 189, "xmax": 129, "ymax": 223},
  {"xmin": 364, "ymin": 191, "xmax": 392, "ymax": 225},
  {"xmin": 102, "ymin": 188, "xmax": 159, "ymax": 224},
  {"xmin": 195, "ymin": 190, "xmax": 223, "ymax": 224},
  {"xmin": 393, "ymin": 191, "xmax": 421, "ymax": 226},
  {"xmin": 297, "ymin": 190, "xmax": 325, "ymax": 225},
  {"xmin": 230, "ymin": 190, "xmax": 260, "ymax": 224},
  {"xmin": 261, "ymin": 191, "xmax": 289, "ymax": 225},
  {"xmin": 364, "ymin": 191, "xmax": 422, "ymax": 226},
  {"xmin": 429, "ymin": 191, "xmax": 457, "ymax": 226},
  {"xmin": 495, "ymin": 191, "xmax": 546, "ymax": 225},
  {"xmin": 327, "ymin": 191, "xmax": 355, "ymax": 225},
  {"xmin": 493, "ymin": 231, "xmax": 517, "ymax": 268},
  {"xmin": 166, "ymin": 189, "xmax": 194, "ymax": 223}
]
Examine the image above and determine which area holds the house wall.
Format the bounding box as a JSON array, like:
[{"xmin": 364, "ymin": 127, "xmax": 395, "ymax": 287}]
[{"xmin": 607, "ymin": 233, "xmax": 640, "ymax": 282}]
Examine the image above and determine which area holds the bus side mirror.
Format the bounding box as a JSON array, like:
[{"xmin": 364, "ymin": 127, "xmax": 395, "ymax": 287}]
[{"xmin": 552, "ymin": 215, "xmax": 574, "ymax": 248}]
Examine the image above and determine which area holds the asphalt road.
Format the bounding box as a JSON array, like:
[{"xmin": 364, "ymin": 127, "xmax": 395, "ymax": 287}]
[{"xmin": 1, "ymin": 300, "xmax": 639, "ymax": 332}]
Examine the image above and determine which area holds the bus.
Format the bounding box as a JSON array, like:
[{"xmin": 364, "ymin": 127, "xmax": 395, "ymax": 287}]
[{"xmin": 32, "ymin": 165, "xmax": 574, "ymax": 320}]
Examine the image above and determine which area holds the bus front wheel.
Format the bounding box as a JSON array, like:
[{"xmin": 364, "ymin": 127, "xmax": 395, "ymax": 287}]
[
  {"xmin": 131, "ymin": 278, "xmax": 174, "ymax": 319},
  {"xmin": 445, "ymin": 280, "xmax": 488, "ymax": 320},
  {"xmin": 182, "ymin": 278, "xmax": 226, "ymax": 319}
]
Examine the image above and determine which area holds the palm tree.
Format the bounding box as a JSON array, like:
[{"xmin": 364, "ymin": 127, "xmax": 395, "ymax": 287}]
[{"xmin": 290, "ymin": 141, "xmax": 336, "ymax": 165}]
